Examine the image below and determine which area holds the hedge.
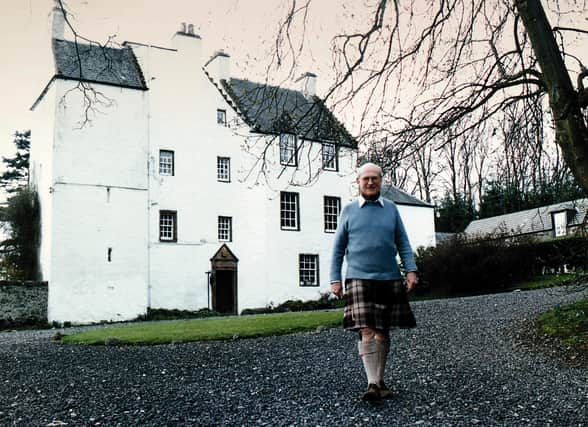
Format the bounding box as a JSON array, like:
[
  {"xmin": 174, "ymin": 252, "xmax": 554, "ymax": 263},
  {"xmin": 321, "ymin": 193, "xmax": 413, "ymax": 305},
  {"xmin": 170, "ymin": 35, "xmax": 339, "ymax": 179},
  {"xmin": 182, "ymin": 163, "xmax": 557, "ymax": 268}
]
[{"xmin": 415, "ymin": 234, "xmax": 588, "ymax": 296}]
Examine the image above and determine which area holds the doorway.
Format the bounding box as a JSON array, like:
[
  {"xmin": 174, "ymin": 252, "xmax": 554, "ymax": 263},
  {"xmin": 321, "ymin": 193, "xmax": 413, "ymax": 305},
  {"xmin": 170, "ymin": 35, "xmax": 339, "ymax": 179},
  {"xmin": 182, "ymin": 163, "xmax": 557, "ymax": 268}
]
[
  {"xmin": 210, "ymin": 244, "xmax": 238, "ymax": 315},
  {"xmin": 213, "ymin": 269, "xmax": 236, "ymax": 314}
]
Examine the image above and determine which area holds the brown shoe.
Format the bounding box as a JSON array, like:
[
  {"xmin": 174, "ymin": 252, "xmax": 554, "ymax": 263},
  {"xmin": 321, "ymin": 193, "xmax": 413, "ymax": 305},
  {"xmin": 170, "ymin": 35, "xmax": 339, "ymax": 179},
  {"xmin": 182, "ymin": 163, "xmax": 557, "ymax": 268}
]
[
  {"xmin": 361, "ymin": 383, "xmax": 382, "ymax": 401},
  {"xmin": 378, "ymin": 382, "xmax": 394, "ymax": 399}
]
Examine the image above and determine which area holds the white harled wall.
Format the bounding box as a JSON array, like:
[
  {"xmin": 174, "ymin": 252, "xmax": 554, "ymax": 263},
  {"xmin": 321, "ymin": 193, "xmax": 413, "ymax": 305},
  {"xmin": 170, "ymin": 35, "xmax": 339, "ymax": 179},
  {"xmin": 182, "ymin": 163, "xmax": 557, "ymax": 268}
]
[
  {"xmin": 130, "ymin": 33, "xmax": 364, "ymax": 312},
  {"xmin": 396, "ymin": 204, "xmax": 437, "ymax": 251},
  {"xmin": 32, "ymin": 79, "xmax": 149, "ymax": 324},
  {"xmin": 32, "ymin": 31, "xmax": 435, "ymax": 323},
  {"xmin": 30, "ymin": 84, "xmax": 57, "ymax": 285}
]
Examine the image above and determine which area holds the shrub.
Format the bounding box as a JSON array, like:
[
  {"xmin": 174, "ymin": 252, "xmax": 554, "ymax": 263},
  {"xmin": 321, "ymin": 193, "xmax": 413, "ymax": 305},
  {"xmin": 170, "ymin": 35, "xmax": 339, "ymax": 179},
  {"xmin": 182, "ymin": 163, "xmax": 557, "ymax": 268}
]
[
  {"xmin": 137, "ymin": 307, "xmax": 222, "ymax": 321},
  {"xmin": 241, "ymin": 293, "xmax": 344, "ymax": 315},
  {"xmin": 0, "ymin": 317, "xmax": 50, "ymax": 330},
  {"xmin": 0, "ymin": 188, "xmax": 41, "ymax": 280},
  {"xmin": 415, "ymin": 234, "xmax": 588, "ymax": 296}
]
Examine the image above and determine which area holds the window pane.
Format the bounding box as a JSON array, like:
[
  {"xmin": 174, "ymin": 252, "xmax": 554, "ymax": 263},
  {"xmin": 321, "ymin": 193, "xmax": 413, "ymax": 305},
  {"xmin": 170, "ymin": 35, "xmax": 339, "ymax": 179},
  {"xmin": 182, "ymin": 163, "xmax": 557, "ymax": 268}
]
[
  {"xmin": 160, "ymin": 211, "xmax": 176, "ymax": 241},
  {"xmin": 159, "ymin": 150, "xmax": 174, "ymax": 176},
  {"xmin": 218, "ymin": 216, "xmax": 232, "ymax": 241},
  {"xmin": 322, "ymin": 143, "xmax": 337, "ymax": 170},
  {"xmin": 280, "ymin": 134, "xmax": 297, "ymax": 166},
  {"xmin": 280, "ymin": 192, "xmax": 299, "ymax": 230},
  {"xmin": 324, "ymin": 196, "xmax": 341, "ymax": 232},
  {"xmin": 217, "ymin": 109, "xmax": 227, "ymax": 125},
  {"xmin": 217, "ymin": 157, "xmax": 230, "ymax": 182},
  {"xmin": 299, "ymin": 254, "xmax": 319, "ymax": 286},
  {"xmin": 554, "ymin": 212, "xmax": 567, "ymax": 237}
]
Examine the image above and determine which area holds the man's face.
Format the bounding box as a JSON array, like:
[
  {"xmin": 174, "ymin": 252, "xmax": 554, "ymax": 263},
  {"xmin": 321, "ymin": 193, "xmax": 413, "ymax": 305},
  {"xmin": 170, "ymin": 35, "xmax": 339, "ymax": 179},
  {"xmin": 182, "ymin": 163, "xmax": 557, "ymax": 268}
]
[{"xmin": 357, "ymin": 167, "xmax": 382, "ymax": 198}]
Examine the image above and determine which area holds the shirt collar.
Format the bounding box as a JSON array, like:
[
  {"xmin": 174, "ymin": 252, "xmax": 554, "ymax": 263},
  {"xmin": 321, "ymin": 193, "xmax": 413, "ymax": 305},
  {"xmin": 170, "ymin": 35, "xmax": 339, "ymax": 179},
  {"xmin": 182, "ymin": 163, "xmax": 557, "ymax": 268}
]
[{"xmin": 358, "ymin": 194, "xmax": 384, "ymax": 208}]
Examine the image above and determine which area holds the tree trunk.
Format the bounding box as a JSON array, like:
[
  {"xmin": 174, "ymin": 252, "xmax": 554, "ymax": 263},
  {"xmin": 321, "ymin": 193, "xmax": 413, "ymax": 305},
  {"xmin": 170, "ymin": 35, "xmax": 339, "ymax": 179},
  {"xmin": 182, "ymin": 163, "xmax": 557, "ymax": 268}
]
[{"xmin": 515, "ymin": 0, "xmax": 588, "ymax": 194}]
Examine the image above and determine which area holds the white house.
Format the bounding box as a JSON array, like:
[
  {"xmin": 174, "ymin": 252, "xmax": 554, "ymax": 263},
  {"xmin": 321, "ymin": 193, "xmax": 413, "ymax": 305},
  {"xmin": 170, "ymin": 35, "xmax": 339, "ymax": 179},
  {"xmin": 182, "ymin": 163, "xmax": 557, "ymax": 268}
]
[
  {"xmin": 465, "ymin": 198, "xmax": 588, "ymax": 239},
  {"xmin": 29, "ymin": 6, "xmax": 434, "ymax": 324},
  {"xmin": 380, "ymin": 185, "xmax": 436, "ymax": 249}
]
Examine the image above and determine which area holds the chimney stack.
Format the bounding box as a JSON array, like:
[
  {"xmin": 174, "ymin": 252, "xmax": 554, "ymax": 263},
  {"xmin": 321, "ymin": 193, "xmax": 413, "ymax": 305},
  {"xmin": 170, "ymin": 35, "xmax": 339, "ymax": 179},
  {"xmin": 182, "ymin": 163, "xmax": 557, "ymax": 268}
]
[
  {"xmin": 205, "ymin": 50, "xmax": 231, "ymax": 82},
  {"xmin": 172, "ymin": 22, "xmax": 202, "ymax": 66},
  {"xmin": 296, "ymin": 72, "xmax": 317, "ymax": 98},
  {"xmin": 51, "ymin": 0, "xmax": 65, "ymax": 40}
]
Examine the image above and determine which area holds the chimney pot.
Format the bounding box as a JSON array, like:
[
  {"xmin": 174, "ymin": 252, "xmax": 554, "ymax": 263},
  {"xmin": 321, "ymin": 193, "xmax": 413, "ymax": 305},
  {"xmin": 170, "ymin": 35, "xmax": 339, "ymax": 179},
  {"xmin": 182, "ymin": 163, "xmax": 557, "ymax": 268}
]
[
  {"xmin": 188, "ymin": 24, "xmax": 194, "ymax": 34},
  {"xmin": 181, "ymin": 22, "xmax": 187, "ymax": 33}
]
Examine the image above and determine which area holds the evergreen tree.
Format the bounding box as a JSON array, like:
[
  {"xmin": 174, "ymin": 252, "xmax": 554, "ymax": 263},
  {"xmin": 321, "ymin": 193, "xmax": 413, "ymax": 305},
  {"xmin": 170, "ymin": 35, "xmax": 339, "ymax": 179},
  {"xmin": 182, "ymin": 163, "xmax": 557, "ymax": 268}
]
[
  {"xmin": 0, "ymin": 130, "xmax": 40, "ymax": 280},
  {"xmin": 435, "ymin": 192, "xmax": 476, "ymax": 233},
  {"xmin": 0, "ymin": 189, "xmax": 41, "ymax": 280},
  {"xmin": 479, "ymin": 178, "xmax": 586, "ymax": 219},
  {"xmin": 0, "ymin": 130, "xmax": 31, "ymax": 193}
]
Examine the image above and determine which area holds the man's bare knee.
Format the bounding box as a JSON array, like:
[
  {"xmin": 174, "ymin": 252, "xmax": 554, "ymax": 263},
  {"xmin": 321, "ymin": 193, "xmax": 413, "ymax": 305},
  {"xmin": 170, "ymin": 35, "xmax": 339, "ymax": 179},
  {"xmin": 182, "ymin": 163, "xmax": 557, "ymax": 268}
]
[
  {"xmin": 361, "ymin": 328, "xmax": 388, "ymax": 342},
  {"xmin": 361, "ymin": 328, "xmax": 376, "ymax": 341},
  {"xmin": 374, "ymin": 332, "xmax": 388, "ymax": 343}
]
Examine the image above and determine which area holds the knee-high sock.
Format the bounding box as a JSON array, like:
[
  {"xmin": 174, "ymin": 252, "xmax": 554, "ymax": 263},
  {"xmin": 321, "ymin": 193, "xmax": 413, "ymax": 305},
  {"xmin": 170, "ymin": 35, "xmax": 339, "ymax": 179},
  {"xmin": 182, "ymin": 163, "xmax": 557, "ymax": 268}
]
[
  {"xmin": 358, "ymin": 339, "xmax": 379, "ymax": 385},
  {"xmin": 375, "ymin": 339, "xmax": 390, "ymax": 384}
]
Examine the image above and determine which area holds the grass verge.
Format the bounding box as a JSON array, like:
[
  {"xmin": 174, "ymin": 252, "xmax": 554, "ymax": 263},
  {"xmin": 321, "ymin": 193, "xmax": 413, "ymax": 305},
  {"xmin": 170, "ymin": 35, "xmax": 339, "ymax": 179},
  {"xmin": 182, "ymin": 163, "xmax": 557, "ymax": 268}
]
[
  {"xmin": 510, "ymin": 274, "xmax": 580, "ymax": 291},
  {"xmin": 61, "ymin": 310, "xmax": 342, "ymax": 345},
  {"xmin": 537, "ymin": 299, "xmax": 588, "ymax": 348},
  {"xmin": 410, "ymin": 273, "xmax": 580, "ymax": 302}
]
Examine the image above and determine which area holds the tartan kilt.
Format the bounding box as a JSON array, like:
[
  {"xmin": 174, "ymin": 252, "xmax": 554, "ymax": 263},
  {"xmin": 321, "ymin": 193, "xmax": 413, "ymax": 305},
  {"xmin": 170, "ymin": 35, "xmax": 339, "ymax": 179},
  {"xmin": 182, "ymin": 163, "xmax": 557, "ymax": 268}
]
[{"xmin": 343, "ymin": 278, "xmax": 416, "ymax": 331}]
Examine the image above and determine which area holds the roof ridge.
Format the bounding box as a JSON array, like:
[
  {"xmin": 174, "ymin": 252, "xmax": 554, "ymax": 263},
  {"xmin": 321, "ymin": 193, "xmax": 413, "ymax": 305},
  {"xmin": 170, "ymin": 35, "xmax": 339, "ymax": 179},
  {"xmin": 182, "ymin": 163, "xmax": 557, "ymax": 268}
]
[{"xmin": 469, "ymin": 197, "xmax": 588, "ymax": 224}]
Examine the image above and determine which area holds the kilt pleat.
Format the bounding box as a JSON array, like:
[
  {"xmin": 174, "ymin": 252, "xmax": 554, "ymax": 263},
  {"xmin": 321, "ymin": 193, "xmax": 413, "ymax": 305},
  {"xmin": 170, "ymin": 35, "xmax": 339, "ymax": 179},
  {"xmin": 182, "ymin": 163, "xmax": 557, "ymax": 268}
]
[{"xmin": 343, "ymin": 278, "xmax": 416, "ymax": 330}]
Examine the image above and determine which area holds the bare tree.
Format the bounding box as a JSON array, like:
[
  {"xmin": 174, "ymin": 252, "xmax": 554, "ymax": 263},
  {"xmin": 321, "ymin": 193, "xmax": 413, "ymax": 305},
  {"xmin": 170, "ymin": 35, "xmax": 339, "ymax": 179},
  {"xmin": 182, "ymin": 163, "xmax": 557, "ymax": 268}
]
[
  {"xmin": 273, "ymin": 0, "xmax": 588, "ymax": 194},
  {"xmin": 52, "ymin": 0, "xmax": 119, "ymax": 127},
  {"xmin": 410, "ymin": 143, "xmax": 439, "ymax": 203},
  {"xmin": 359, "ymin": 134, "xmax": 411, "ymax": 187},
  {"xmin": 52, "ymin": 1, "xmax": 358, "ymax": 187}
]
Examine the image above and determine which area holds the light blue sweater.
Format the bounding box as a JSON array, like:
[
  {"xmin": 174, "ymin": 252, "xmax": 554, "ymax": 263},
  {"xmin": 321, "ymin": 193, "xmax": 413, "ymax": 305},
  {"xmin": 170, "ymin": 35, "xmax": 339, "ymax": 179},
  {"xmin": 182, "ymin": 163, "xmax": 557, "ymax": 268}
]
[{"xmin": 330, "ymin": 198, "xmax": 417, "ymax": 282}]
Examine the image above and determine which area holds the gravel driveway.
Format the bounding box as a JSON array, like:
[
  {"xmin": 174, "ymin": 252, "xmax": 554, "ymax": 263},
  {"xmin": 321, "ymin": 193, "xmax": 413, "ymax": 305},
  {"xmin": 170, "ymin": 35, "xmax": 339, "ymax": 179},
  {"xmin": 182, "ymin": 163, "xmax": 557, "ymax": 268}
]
[{"xmin": 1, "ymin": 287, "xmax": 586, "ymax": 426}]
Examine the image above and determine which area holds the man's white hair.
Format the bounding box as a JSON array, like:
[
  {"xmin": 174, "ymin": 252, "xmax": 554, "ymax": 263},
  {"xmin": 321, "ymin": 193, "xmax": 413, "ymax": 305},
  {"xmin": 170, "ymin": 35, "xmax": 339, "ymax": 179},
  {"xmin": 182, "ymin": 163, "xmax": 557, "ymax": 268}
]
[{"xmin": 357, "ymin": 162, "xmax": 383, "ymax": 178}]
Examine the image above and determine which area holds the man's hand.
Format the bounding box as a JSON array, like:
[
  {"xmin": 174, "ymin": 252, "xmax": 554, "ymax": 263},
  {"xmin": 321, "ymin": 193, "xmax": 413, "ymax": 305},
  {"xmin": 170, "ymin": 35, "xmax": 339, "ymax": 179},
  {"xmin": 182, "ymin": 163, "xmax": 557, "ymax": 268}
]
[
  {"xmin": 330, "ymin": 281, "xmax": 343, "ymax": 299},
  {"xmin": 406, "ymin": 272, "xmax": 418, "ymax": 293}
]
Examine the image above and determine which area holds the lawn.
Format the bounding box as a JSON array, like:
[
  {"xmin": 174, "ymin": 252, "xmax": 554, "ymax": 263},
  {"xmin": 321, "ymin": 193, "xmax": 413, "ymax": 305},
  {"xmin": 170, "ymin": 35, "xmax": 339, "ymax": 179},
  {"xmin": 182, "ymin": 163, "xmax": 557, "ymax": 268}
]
[
  {"xmin": 58, "ymin": 273, "xmax": 584, "ymax": 346},
  {"xmin": 511, "ymin": 273, "xmax": 580, "ymax": 291},
  {"xmin": 537, "ymin": 299, "xmax": 588, "ymax": 348},
  {"xmin": 61, "ymin": 309, "xmax": 343, "ymax": 345}
]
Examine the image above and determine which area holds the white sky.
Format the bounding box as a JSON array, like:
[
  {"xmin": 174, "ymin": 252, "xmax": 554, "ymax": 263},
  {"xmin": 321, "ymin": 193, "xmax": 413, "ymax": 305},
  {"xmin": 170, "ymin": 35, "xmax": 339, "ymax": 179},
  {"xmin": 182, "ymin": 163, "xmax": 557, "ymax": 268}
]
[
  {"xmin": 1, "ymin": 1, "xmax": 586, "ymax": 203},
  {"xmin": 0, "ymin": 0, "xmax": 344, "ymax": 190}
]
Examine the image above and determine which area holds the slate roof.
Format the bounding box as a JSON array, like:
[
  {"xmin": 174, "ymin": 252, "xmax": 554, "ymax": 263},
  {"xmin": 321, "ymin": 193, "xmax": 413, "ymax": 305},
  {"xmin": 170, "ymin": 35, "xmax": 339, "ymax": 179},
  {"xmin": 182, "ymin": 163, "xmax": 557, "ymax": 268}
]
[
  {"xmin": 465, "ymin": 198, "xmax": 588, "ymax": 236},
  {"xmin": 220, "ymin": 78, "xmax": 356, "ymax": 148},
  {"xmin": 436, "ymin": 232, "xmax": 456, "ymax": 243},
  {"xmin": 381, "ymin": 185, "xmax": 433, "ymax": 208},
  {"xmin": 52, "ymin": 39, "xmax": 147, "ymax": 90}
]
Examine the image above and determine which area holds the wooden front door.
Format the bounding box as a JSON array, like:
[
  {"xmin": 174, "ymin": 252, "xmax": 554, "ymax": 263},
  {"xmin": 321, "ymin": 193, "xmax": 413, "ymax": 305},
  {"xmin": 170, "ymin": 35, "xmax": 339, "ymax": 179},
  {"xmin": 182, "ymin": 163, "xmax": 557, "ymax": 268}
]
[
  {"xmin": 214, "ymin": 269, "xmax": 235, "ymax": 314},
  {"xmin": 210, "ymin": 244, "xmax": 238, "ymax": 315}
]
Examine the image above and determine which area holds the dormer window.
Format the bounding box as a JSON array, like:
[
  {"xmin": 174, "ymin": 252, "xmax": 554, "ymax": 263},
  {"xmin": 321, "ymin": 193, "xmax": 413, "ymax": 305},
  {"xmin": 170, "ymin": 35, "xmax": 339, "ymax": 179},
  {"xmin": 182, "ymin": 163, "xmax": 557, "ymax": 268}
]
[
  {"xmin": 217, "ymin": 109, "xmax": 227, "ymax": 126},
  {"xmin": 279, "ymin": 133, "xmax": 298, "ymax": 166},
  {"xmin": 322, "ymin": 143, "xmax": 338, "ymax": 171},
  {"xmin": 552, "ymin": 211, "xmax": 568, "ymax": 237}
]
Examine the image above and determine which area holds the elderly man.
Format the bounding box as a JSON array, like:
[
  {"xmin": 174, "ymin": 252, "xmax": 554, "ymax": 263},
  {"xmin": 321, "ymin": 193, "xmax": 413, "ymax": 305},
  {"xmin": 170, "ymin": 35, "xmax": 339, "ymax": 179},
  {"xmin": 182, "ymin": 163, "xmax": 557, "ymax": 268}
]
[{"xmin": 330, "ymin": 162, "xmax": 418, "ymax": 401}]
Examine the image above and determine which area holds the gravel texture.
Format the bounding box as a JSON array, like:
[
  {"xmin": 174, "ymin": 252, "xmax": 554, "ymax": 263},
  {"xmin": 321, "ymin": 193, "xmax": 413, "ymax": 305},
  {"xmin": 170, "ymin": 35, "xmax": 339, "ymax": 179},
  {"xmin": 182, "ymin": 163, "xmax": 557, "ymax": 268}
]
[{"xmin": 0, "ymin": 287, "xmax": 587, "ymax": 426}]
